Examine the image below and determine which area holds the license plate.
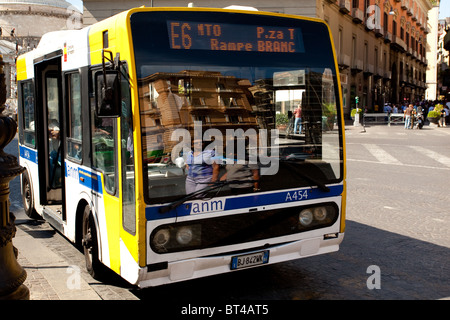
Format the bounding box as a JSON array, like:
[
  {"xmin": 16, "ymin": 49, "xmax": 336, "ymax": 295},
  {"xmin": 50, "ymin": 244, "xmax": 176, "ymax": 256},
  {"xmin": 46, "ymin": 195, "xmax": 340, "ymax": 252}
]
[{"xmin": 231, "ymin": 250, "xmax": 269, "ymax": 270}]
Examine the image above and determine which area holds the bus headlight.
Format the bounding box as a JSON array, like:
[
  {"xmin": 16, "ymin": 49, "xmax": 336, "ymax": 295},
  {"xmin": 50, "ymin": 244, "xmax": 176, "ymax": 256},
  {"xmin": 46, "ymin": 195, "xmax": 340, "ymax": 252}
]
[
  {"xmin": 297, "ymin": 205, "xmax": 336, "ymax": 229},
  {"xmin": 153, "ymin": 229, "xmax": 170, "ymax": 247},
  {"xmin": 313, "ymin": 207, "xmax": 327, "ymax": 221},
  {"xmin": 176, "ymin": 227, "xmax": 193, "ymax": 245},
  {"xmin": 151, "ymin": 224, "xmax": 202, "ymax": 253},
  {"xmin": 299, "ymin": 209, "xmax": 314, "ymax": 226}
]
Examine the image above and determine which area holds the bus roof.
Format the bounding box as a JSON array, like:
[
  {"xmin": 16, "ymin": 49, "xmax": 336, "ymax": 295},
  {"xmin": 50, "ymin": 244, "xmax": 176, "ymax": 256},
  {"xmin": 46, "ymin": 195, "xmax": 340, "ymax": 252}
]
[{"xmin": 17, "ymin": 27, "xmax": 90, "ymax": 80}]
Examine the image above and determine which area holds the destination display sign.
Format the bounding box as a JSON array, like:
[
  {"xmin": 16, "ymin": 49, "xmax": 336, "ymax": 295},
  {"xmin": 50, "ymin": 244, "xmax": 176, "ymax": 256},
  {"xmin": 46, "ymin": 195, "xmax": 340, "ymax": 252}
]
[{"xmin": 167, "ymin": 21, "xmax": 305, "ymax": 53}]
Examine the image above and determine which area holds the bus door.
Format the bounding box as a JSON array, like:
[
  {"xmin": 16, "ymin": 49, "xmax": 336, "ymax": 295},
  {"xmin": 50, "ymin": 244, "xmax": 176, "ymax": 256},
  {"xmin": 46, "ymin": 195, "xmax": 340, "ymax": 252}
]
[{"xmin": 34, "ymin": 55, "xmax": 65, "ymax": 222}]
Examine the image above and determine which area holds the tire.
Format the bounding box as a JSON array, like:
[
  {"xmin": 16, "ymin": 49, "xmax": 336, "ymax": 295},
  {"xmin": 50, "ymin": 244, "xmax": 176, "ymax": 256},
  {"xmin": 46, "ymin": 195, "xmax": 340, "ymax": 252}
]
[
  {"xmin": 81, "ymin": 205, "xmax": 106, "ymax": 280},
  {"xmin": 22, "ymin": 171, "xmax": 39, "ymax": 219}
]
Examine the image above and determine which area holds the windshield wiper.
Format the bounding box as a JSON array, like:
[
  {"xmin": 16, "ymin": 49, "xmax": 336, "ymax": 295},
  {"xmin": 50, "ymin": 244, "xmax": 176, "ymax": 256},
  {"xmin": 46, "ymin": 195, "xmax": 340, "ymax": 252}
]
[
  {"xmin": 159, "ymin": 179, "xmax": 258, "ymax": 214},
  {"xmin": 280, "ymin": 160, "xmax": 330, "ymax": 192}
]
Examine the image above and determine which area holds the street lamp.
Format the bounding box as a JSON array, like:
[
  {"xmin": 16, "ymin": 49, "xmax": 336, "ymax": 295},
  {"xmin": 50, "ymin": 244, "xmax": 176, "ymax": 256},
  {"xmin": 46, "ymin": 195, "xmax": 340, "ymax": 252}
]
[{"xmin": 0, "ymin": 54, "xmax": 29, "ymax": 300}]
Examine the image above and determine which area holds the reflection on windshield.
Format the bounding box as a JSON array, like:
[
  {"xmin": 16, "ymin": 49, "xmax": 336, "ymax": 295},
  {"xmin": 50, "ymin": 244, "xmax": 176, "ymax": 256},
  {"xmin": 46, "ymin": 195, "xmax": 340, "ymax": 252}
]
[{"xmin": 139, "ymin": 68, "xmax": 341, "ymax": 204}]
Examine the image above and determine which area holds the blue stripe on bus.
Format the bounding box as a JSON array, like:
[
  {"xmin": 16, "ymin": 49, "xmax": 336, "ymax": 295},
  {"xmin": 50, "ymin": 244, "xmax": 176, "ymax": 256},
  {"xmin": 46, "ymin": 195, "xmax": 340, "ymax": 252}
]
[
  {"xmin": 19, "ymin": 145, "xmax": 103, "ymax": 195},
  {"xmin": 145, "ymin": 184, "xmax": 343, "ymax": 221},
  {"xmin": 65, "ymin": 164, "xmax": 102, "ymax": 194},
  {"xmin": 19, "ymin": 145, "xmax": 38, "ymax": 164},
  {"xmin": 77, "ymin": 168, "xmax": 103, "ymax": 194}
]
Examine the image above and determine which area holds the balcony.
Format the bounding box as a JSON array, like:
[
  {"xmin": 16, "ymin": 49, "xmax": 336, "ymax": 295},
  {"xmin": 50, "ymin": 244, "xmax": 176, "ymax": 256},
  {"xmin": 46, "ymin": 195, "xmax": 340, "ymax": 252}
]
[
  {"xmin": 391, "ymin": 35, "xmax": 406, "ymax": 52},
  {"xmin": 384, "ymin": 32, "xmax": 392, "ymax": 43},
  {"xmin": 374, "ymin": 68, "xmax": 383, "ymax": 79},
  {"xmin": 383, "ymin": 71, "xmax": 392, "ymax": 80},
  {"xmin": 339, "ymin": 0, "xmax": 351, "ymax": 14},
  {"xmin": 351, "ymin": 59, "xmax": 363, "ymax": 74},
  {"xmin": 351, "ymin": 8, "xmax": 364, "ymax": 23},
  {"xmin": 374, "ymin": 27, "xmax": 384, "ymax": 38},
  {"xmin": 363, "ymin": 64, "xmax": 374, "ymax": 76},
  {"xmin": 338, "ymin": 54, "xmax": 351, "ymax": 69}
]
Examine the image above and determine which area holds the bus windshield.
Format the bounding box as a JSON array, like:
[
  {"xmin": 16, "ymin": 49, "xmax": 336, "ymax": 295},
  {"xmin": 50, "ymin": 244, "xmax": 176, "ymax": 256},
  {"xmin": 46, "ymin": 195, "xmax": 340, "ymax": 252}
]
[{"xmin": 130, "ymin": 11, "xmax": 343, "ymax": 205}]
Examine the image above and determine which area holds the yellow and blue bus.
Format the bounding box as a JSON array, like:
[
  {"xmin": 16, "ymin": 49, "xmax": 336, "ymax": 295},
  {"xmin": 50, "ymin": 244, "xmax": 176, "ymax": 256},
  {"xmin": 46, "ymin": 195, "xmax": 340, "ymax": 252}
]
[{"xmin": 16, "ymin": 6, "xmax": 346, "ymax": 287}]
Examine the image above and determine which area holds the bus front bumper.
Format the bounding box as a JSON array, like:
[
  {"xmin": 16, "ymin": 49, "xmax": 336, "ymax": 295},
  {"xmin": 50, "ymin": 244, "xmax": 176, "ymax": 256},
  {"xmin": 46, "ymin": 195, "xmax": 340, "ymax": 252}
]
[{"xmin": 137, "ymin": 232, "xmax": 344, "ymax": 288}]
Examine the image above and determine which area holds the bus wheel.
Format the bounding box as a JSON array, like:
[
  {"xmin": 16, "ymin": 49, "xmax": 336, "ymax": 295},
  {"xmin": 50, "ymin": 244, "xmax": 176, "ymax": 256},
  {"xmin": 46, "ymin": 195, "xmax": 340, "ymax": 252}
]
[
  {"xmin": 22, "ymin": 171, "xmax": 39, "ymax": 219},
  {"xmin": 81, "ymin": 206, "xmax": 105, "ymax": 280}
]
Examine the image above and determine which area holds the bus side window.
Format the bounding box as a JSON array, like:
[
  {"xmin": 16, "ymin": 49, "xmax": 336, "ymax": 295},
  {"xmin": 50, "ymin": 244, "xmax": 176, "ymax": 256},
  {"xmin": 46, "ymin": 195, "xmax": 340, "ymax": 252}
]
[
  {"xmin": 21, "ymin": 81, "xmax": 36, "ymax": 147},
  {"xmin": 120, "ymin": 64, "xmax": 136, "ymax": 234},
  {"xmin": 66, "ymin": 73, "xmax": 82, "ymax": 161},
  {"xmin": 91, "ymin": 71, "xmax": 117, "ymax": 195}
]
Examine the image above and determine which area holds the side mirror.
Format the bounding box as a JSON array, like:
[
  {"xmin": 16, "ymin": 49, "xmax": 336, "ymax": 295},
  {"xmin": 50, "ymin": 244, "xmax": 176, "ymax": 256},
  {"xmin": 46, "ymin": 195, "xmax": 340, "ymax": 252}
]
[
  {"xmin": 96, "ymin": 70, "xmax": 121, "ymax": 117},
  {"xmin": 96, "ymin": 49, "xmax": 121, "ymax": 117}
]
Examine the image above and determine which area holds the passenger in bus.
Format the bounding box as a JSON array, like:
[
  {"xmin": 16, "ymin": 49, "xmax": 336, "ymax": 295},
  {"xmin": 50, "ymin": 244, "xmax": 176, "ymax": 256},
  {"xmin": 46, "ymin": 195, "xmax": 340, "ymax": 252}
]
[
  {"xmin": 49, "ymin": 119, "xmax": 60, "ymax": 150},
  {"xmin": 220, "ymin": 137, "xmax": 260, "ymax": 194},
  {"xmin": 220, "ymin": 163, "xmax": 260, "ymax": 194},
  {"xmin": 48, "ymin": 119, "xmax": 61, "ymax": 187},
  {"xmin": 185, "ymin": 139, "xmax": 220, "ymax": 195}
]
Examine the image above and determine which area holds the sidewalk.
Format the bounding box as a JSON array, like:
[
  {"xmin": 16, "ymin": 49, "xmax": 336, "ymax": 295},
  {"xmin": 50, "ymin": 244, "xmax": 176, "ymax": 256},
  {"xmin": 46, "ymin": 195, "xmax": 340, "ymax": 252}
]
[
  {"xmin": 12, "ymin": 219, "xmax": 138, "ymax": 300},
  {"xmin": 14, "ymin": 225, "xmax": 101, "ymax": 300},
  {"xmin": 345, "ymin": 118, "xmax": 450, "ymax": 132}
]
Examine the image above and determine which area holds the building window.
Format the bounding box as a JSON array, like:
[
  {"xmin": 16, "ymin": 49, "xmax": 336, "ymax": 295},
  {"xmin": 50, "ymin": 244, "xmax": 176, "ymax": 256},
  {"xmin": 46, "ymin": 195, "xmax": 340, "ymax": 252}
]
[
  {"xmin": 364, "ymin": 42, "xmax": 368, "ymax": 70},
  {"xmin": 374, "ymin": 47, "xmax": 378, "ymax": 72},
  {"xmin": 21, "ymin": 80, "xmax": 36, "ymax": 147},
  {"xmin": 66, "ymin": 72, "xmax": 82, "ymax": 161},
  {"xmin": 352, "ymin": 35, "xmax": 357, "ymax": 63}
]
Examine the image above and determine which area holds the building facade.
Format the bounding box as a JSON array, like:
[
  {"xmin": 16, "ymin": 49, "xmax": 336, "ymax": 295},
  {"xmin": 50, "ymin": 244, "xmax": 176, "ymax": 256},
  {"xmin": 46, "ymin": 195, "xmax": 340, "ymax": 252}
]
[
  {"xmin": 322, "ymin": 0, "xmax": 433, "ymax": 114},
  {"xmin": 437, "ymin": 18, "xmax": 450, "ymax": 100},
  {"xmin": 83, "ymin": 0, "xmax": 435, "ymax": 117},
  {"xmin": 0, "ymin": 0, "xmax": 82, "ymax": 108}
]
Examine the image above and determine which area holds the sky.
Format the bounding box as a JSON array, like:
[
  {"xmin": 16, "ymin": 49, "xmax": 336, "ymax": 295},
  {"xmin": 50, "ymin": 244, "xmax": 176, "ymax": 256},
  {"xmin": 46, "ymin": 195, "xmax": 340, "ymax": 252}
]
[
  {"xmin": 67, "ymin": 0, "xmax": 83, "ymax": 12},
  {"xmin": 440, "ymin": 0, "xmax": 450, "ymax": 19}
]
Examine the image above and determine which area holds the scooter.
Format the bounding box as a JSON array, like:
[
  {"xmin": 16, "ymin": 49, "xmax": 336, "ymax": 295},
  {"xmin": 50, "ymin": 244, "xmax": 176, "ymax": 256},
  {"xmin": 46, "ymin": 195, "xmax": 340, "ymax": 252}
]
[{"xmin": 415, "ymin": 113, "xmax": 424, "ymax": 129}]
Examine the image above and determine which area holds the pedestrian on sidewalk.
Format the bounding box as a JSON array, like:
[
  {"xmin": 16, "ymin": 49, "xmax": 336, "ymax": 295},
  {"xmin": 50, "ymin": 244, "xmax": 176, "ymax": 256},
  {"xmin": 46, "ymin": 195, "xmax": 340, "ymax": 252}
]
[
  {"xmin": 293, "ymin": 104, "xmax": 302, "ymax": 134},
  {"xmin": 404, "ymin": 104, "xmax": 414, "ymax": 129},
  {"xmin": 444, "ymin": 105, "xmax": 449, "ymax": 126}
]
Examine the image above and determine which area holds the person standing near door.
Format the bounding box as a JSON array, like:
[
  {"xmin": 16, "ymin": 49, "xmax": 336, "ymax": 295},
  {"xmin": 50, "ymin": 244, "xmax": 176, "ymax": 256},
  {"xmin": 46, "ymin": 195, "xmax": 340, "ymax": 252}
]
[
  {"xmin": 48, "ymin": 119, "xmax": 61, "ymax": 187},
  {"xmin": 293, "ymin": 104, "xmax": 302, "ymax": 134}
]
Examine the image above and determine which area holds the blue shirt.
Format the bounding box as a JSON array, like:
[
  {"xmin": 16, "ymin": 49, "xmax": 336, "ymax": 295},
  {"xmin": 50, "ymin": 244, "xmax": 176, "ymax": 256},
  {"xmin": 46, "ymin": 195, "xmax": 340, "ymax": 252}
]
[{"xmin": 186, "ymin": 150, "xmax": 215, "ymax": 178}]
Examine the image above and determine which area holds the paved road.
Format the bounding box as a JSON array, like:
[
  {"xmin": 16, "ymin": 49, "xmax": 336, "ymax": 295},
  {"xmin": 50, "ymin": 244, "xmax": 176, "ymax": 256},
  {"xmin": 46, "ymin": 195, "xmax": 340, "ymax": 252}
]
[{"xmin": 136, "ymin": 124, "xmax": 450, "ymax": 300}]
